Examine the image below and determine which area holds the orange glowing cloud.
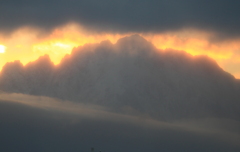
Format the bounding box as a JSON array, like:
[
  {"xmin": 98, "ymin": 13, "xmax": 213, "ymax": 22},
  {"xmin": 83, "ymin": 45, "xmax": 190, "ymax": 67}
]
[
  {"xmin": 31, "ymin": 23, "xmax": 130, "ymax": 65},
  {"xmin": 0, "ymin": 23, "xmax": 240, "ymax": 79},
  {"xmin": 143, "ymin": 30, "xmax": 240, "ymax": 78},
  {"xmin": 0, "ymin": 24, "xmax": 129, "ymax": 69}
]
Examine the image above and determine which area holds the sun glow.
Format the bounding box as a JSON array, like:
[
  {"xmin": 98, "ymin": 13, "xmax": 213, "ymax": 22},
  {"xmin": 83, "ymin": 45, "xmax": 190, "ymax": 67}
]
[
  {"xmin": 0, "ymin": 45, "xmax": 6, "ymax": 53},
  {"xmin": 0, "ymin": 23, "xmax": 240, "ymax": 78}
]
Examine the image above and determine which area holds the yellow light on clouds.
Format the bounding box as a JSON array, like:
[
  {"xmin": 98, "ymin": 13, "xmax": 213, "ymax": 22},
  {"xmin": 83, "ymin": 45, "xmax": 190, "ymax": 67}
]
[
  {"xmin": 0, "ymin": 23, "xmax": 240, "ymax": 79},
  {"xmin": 0, "ymin": 45, "xmax": 6, "ymax": 53}
]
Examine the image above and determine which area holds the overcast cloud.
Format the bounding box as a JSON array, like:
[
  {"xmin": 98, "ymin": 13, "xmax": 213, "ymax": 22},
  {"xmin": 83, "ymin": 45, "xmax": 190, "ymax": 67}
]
[{"xmin": 1, "ymin": 0, "xmax": 240, "ymax": 39}]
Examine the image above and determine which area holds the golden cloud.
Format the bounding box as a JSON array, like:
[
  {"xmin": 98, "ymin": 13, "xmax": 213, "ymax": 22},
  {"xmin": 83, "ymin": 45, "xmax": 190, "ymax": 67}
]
[{"xmin": 0, "ymin": 23, "xmax": 240, "ymax": 78}]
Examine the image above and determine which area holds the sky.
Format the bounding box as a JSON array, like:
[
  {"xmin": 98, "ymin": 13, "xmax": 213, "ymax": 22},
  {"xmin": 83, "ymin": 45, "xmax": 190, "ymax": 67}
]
[{"xmin": 0, "ymin": 0, "xmax": 240, "ymax": 79}]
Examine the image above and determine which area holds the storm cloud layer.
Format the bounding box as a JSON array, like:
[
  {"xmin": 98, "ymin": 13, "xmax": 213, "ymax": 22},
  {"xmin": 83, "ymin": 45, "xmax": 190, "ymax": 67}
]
[
  {"xmin": 1, "ymin": 0, "xmax": 240, "ymax": 38},
  {"xmin": 0, "ymin": 35, "xmax": 240, "ymax": 121}
]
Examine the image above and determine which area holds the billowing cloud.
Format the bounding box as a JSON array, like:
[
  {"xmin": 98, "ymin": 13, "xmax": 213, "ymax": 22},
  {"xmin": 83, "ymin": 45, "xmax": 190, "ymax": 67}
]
[
  {"xmin": 0, "ymin": 93, "xmax": 240, "ymax": 151},
  {"xmin": 0, "ymin": 35, "xmax": 239, "ymax": 122},
  {"xmin": 0, "ymin": 27, "xmax": 240, "ymax": 78},
  {"xmin": 0, "ymin": 24, "xmax": 129, "ymax": 70}
]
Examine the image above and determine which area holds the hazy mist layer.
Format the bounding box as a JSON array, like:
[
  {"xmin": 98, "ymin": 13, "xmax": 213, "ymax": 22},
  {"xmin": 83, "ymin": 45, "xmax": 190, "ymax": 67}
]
[{"xmin": 0, "ymin": 93, "xmax": 239, "ymax": 152}]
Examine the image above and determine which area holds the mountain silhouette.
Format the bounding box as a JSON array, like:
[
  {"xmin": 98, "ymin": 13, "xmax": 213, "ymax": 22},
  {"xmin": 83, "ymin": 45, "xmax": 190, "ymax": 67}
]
[{"xmin": 0, "ymin": 35, "xmax": 239, "ymax": 120}]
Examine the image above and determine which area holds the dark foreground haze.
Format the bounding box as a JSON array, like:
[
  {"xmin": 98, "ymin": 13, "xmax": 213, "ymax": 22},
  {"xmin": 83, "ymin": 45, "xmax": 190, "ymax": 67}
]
[{"xmin": 0, "ymin": 35, "xmax": 240, "ymax": 151}]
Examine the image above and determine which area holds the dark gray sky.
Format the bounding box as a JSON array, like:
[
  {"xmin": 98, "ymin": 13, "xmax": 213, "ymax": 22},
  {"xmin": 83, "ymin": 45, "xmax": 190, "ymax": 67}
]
[{"xmin": 1, "ymin": 0, "xmax": 240, "ymax": 38}]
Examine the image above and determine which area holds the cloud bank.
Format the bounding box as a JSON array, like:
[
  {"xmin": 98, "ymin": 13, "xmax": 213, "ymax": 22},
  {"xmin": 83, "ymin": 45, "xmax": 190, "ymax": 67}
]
[{"xmin": 1, "ymin": 0, "xmax": 240, "ymax": 39}]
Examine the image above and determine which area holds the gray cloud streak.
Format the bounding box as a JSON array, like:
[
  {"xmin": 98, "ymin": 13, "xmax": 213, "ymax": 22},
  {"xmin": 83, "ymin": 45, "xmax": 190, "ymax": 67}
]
[{"xmin": 0, "ymin": 93, "xmax": 240, "ymax": 152}]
